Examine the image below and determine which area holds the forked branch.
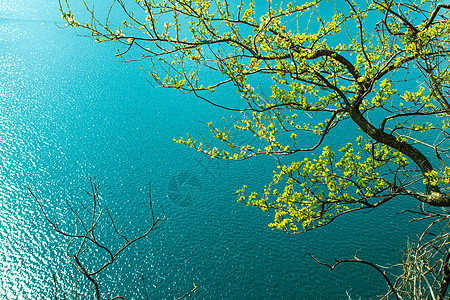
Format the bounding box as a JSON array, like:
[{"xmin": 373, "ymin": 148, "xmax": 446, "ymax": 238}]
[{"xmin": 27, "ymin": 178, "xmax": 165, "ymax": 299}]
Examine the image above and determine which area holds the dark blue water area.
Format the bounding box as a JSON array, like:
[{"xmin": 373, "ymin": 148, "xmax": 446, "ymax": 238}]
[{"xmin": 0, "ymin": 1, "xmax": 433, "ymax": 299}]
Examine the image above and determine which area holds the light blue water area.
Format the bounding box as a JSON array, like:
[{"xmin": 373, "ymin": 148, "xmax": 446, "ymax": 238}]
[{"xmin": 0, "ymin": 1, "xmax": 431, "ymax": 299}]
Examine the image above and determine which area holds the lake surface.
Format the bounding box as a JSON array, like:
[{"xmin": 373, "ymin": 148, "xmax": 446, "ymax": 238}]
[{"xmin": 0, "ymin": 1, "xmax": 430, "ymax": 299}]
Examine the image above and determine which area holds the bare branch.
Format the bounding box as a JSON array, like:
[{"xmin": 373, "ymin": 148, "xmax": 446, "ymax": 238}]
[{"xmin": 308, "ymin": 252, "xmax": 400, "ymax": 300}]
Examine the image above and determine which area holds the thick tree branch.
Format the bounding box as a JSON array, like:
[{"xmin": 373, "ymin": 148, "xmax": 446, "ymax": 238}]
[{"xmin": 348, "ymin": 105, "xmax": 450, "ymax": 206}]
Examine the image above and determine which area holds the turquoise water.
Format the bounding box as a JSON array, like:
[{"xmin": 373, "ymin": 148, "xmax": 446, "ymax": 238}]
[{"xmin": 0, "ymin": 1, "xmax": 429, "ymax": 299}]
